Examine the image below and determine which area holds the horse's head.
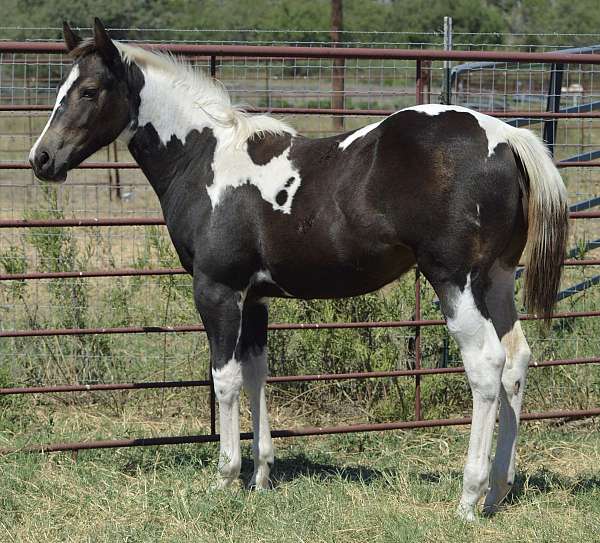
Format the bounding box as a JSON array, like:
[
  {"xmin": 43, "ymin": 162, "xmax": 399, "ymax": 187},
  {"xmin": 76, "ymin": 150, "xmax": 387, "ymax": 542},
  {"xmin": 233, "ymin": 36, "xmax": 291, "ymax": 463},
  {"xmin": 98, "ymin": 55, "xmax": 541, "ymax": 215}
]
[{"xmin": 29, "ymin": 18, "xmax": 133, "ymax": 182}]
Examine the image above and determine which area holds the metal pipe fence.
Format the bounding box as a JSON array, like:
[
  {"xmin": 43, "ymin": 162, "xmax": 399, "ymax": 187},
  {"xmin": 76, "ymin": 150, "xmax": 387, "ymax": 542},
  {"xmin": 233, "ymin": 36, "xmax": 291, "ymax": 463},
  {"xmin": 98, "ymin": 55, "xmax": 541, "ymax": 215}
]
[{"xmin": 0, "ymin": 39, "xmax": 599, "ymax": 455}]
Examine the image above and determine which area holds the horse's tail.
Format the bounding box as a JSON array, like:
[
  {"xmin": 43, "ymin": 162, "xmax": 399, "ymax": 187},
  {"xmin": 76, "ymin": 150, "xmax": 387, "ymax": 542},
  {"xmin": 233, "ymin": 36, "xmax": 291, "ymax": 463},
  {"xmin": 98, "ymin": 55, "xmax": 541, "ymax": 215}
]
[{"xmin": 504, "ymin": 127, "xmax": 569, "ymax": 323}]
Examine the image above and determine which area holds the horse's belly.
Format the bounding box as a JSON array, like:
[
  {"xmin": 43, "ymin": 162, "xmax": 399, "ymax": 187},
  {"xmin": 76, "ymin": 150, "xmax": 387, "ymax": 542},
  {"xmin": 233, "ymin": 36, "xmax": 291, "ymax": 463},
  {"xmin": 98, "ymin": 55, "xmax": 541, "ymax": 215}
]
[{"xmin": 266, "ymin": 245, "xmax": 416, "ymax": 299}]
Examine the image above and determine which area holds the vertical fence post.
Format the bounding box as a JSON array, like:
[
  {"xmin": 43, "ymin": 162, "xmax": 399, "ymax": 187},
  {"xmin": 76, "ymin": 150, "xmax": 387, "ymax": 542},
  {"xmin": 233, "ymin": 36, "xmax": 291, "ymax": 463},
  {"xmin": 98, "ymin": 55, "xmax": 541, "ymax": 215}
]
[
  {"xmin": 113, "ymin": 142, "xmax": 121, "ymax": 200},
  {"xmin": 442, "ymin": 16, "xmax": 453, "ymax": 105},
  {"xmin": 416, "ymin": 59, "xmax": 424, "ymax": 105},
  {"xmin": 414, "ymin": 268, "xmax": 422, "ymax": 421},
  {"xmin": 209, "ymin": 372, "xmax": 216, "ymax": 436},
  {"xmin": 331, "ymin": 0, "xmax": 345, "ymax": 131},
  {"xmin": 543, "ymin": 63, "xmax": 564, "ymax": 156},
  {"xmin": 210, "ymin": 55, "xmax": 216, "ymax": 78}
]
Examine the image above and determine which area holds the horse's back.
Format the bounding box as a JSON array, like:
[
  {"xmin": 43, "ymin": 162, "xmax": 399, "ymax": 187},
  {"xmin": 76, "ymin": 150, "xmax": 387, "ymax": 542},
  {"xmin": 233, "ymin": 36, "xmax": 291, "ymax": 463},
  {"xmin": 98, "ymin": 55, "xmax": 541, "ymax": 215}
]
[{"xmin": 291, "ymin": 106, "xmax": 524, "ymax": 247}]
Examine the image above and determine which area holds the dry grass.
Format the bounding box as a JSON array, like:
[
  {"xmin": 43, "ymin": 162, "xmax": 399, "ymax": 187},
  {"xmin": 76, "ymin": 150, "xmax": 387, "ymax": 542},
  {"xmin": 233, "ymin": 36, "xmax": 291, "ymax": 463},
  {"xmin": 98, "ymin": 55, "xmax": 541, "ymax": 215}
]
[{"xmin": 1, "ymin": 410, "xmax": 599, "ymax": 542}]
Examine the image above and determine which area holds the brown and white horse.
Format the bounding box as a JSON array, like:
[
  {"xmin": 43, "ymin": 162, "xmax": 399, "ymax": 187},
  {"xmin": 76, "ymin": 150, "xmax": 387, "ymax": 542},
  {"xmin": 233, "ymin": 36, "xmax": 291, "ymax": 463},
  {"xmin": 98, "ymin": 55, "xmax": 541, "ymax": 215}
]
[{"xmin": 29, "ymin": 19, "xmax": 568, "ymax": 520}]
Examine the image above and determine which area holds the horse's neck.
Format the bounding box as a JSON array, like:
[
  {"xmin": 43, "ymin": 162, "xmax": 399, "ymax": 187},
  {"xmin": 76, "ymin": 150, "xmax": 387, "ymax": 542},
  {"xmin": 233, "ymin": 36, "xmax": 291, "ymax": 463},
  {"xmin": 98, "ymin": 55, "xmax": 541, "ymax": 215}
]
[
  {"xmin": 125, "ymin": 66, "xmax": 227, "ymax": 201},
  {"xmin": 124, "ymin": 63, "xmax": 296, "ymax": 224},
  {"xmin": 125, "ymin": 69, "xmax": 221, "ymax": 270}
]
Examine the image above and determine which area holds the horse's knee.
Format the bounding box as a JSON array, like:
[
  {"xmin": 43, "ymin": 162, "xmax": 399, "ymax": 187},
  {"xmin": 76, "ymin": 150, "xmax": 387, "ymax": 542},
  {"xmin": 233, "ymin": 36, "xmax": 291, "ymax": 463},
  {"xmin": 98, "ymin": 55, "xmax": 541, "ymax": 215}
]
[
  {"xmin": 469, "ymin": 339, "xmax": 506, "ymax": 401},
  {"xmin": 213, "ymin": 358, "xmax": 243, "ymax": 405}
]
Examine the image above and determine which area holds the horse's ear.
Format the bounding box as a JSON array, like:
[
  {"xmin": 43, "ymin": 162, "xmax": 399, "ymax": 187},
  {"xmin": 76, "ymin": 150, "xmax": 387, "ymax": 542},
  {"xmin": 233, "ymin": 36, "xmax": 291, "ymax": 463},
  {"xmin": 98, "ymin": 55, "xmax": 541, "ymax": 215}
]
[
  {"xmin": 63, "ymin": 21, "xmax": 82, "ymax": 52},
  {"xmin": 93, "ymin": 18, "xmax": 123, "ymax": 76}
]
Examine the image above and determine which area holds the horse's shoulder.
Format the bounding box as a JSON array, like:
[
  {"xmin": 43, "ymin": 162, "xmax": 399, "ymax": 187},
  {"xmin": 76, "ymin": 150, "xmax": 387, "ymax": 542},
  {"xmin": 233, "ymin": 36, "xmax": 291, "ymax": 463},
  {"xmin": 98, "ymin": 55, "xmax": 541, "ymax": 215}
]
[{"xmin": 246, "ymin": 131, "xmax": 293, "ymax": 166}]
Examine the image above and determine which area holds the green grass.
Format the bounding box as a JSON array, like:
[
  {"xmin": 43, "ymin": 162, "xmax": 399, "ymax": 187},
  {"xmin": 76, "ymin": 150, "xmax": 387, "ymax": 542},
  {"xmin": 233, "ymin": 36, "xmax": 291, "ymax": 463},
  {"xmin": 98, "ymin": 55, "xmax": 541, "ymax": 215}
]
[{"xmin": 1, "ymin": 421, "xmax": 599, "ymax": 542}]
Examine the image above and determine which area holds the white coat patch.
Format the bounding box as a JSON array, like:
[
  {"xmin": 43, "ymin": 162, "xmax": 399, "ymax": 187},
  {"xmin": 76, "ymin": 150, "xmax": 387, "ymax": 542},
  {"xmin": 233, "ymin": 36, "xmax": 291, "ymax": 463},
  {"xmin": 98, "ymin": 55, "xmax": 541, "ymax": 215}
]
[
  {"xmin": 406, "ymin": 104, "xmax": 509, "ymax": 157},
  {"xmin": 123, "ymin": 44, "xmax": 301, "ymax": 215},
  {"xmin": 29, "ymin": 65, "xmax": 80, "ymax": 162},
  {"xmin": 208, "ymin": 142, "xmax": 301, "ymax": 214},
  {"xmin": 338, "ymin": 104, "xmax": 509, "ymax": 157},
  {"xmin": 338, "ymin": 121, "xmax": 383, "ymax": 150}
]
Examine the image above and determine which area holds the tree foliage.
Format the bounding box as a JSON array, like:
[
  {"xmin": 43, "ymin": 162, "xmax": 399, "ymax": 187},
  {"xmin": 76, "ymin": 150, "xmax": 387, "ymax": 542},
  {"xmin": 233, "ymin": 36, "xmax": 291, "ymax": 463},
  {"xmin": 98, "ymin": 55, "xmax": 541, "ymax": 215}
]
[{"xmin": 2, "ymin": 0, "xmax": 600, "ymax": 44}]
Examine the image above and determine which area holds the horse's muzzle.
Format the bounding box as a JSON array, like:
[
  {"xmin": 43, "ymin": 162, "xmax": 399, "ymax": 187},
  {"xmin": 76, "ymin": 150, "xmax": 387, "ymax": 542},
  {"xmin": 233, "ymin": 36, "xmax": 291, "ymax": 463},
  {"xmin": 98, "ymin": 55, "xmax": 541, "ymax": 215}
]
[{"xmin": 29, "ymin": 147, "xmax": 67, "ymax": 182}]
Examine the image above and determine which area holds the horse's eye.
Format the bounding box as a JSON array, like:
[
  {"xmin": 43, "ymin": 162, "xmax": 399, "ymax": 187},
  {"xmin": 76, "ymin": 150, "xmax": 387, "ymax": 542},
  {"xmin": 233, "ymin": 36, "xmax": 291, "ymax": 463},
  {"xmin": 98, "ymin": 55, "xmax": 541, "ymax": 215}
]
[{"xmin": 81, "ymin": 88, "xmax": 99, "ymax": 99}]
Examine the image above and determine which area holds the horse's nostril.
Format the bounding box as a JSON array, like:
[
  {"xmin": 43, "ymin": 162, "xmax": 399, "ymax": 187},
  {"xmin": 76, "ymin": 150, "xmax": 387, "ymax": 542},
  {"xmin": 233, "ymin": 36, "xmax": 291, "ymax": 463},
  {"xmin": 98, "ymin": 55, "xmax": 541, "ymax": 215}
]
[{"xmin": 39, "ymin": 151, "xmax": 50, "ymax": 166}]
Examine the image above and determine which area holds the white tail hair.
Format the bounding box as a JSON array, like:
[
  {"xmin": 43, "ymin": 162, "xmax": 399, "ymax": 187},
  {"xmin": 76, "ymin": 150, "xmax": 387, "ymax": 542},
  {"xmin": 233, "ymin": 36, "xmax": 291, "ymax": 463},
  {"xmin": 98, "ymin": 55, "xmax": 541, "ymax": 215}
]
[{"xmin": 505, "ymin": 126, "xmax": 569, "ymax": 322}]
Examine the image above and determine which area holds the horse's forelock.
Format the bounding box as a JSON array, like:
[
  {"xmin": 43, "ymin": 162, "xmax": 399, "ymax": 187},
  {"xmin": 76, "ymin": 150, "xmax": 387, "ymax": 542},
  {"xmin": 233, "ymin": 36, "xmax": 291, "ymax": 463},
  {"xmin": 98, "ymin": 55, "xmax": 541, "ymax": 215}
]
[{"xmin": 68, "ymin": 38, "xmax": 98, "ymax": 60}]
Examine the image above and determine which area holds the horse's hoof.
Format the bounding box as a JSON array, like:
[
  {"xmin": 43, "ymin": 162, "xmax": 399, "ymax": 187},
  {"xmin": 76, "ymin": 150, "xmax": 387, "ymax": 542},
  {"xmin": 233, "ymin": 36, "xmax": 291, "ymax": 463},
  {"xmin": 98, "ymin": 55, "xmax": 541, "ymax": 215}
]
[
  {"xmin": 212, "ymin": 476, "xmax": 239, "ymax": 490},
  {"xmin": 456, "ymin": 502, "xmax": 478, "ymax": 523},
  {"xmin": 482, "ymin": 503, "xmax": 500, "ymax": 517},
  {"xmin": 248, "ymin": 473, "xmax": 272, "ymax": 490},
  {"xmin": 482, "ymin": 483, "xmax": 511, "ymax": 515}
]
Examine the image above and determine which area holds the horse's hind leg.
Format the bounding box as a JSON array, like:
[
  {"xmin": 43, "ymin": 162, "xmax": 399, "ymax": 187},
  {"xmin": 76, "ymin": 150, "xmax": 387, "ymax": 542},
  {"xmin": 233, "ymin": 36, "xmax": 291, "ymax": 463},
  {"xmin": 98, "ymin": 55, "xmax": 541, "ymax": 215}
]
[
  {"xmin": 240, "ymin": 301, "xmax": 274, "ymax": 489},
  {"xmin": 426, "ymin": 268, "xmax": 506, "ymax": 521},
  {"xmin": 483, "ymin": 264, "xmax": 531, "ymax": 514}
]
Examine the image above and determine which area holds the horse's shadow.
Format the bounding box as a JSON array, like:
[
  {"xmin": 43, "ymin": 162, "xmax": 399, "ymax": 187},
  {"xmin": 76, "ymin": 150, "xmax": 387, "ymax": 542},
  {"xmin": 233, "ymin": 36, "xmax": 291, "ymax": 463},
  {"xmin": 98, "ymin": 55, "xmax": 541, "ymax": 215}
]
[
  {"xmin": 119, "ymin": 446, "xmax": 390, "ymax": 485},
  {"xmin": 120, "ymin": 447, "xmax": 600, "ymax": 499},
  {"xmin": 418, "ymin": 468, "xmax": 600, "ymax": 503},
  {"xmin": 250, "ymin": 452, "xmax": 393, "ymax": 486},
  {"xmin": 262, "ymin": 460, "xmax": 600, "ymax": 497},
  {"xmin": 506, "ymin": 469, "xmax": 600, "ymax": 500}
]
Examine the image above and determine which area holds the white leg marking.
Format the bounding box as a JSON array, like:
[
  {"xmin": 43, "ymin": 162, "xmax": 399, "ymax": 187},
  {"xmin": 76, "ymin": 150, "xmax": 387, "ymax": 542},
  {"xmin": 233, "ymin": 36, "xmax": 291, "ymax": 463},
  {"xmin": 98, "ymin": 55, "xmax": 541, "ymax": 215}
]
[
  {"xmin": 483, "ymin": 320, "xmax": 531, "ymax": 513},
  {"xmin": 242, "ymin": 346, "xmax": 274, "ymax": 489},
  {"xmin": 29, "ymin": 65, "xmax": 80, "ymax": 162},
  {"xmin": 447, "ymin": 275, "xmax": 506, "ymax": 521},
  {"xmin": 213, "ymin": 357, "xmax": 243, "ymax": 488}
]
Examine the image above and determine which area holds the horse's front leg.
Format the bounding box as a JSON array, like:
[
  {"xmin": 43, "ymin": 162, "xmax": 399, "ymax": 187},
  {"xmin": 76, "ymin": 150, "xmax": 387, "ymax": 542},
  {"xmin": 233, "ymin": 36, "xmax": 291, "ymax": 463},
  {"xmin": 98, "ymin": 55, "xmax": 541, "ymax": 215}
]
[{"xmin": 194, "ymin": 274, "xmax": 245, "ymax": 488}]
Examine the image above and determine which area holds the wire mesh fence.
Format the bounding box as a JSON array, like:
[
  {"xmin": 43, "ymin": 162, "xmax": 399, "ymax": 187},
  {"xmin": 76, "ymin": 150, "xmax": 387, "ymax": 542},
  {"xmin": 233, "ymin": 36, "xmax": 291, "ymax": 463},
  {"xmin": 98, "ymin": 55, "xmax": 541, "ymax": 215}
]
[{"xmin": 0, "ymin": 28, "xmax": 598, "ymax": 453}]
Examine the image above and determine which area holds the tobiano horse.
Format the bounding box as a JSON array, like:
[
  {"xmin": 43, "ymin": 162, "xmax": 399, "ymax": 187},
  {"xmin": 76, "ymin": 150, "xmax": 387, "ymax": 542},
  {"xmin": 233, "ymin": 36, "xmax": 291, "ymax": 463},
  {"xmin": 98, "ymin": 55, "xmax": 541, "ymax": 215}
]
[{"xmin": 29, "ymin": 19, "xmax": 568, "ymax": 520}]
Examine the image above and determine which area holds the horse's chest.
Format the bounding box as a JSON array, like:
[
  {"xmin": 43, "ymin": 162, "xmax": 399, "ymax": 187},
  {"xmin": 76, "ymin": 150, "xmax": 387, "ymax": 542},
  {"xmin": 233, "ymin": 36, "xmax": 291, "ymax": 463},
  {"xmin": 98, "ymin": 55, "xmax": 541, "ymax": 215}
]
[{"xmin": 159, "ymin": 192, "xmax": 207, "ymax": 273}]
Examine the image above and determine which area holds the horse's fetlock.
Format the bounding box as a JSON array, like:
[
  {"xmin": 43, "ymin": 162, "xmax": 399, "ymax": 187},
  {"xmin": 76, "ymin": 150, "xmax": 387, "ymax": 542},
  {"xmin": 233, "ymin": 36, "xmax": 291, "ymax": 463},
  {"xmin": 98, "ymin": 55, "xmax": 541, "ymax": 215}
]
[{"xmin": 219, "ymin": 457, "xmax": 241, "ymax": 480}]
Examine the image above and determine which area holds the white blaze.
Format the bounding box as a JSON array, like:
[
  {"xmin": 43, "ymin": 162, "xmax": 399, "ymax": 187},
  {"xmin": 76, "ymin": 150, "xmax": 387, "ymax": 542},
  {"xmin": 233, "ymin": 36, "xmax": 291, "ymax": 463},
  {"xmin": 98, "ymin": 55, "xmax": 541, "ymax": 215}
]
[{"xmin": 29, "ymin": 65, "xmax": 80, "ymax": 163}]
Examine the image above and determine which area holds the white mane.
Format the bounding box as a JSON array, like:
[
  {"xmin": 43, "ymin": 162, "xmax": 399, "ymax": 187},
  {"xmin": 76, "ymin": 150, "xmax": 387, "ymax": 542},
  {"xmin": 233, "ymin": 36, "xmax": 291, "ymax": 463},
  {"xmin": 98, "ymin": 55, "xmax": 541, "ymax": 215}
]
[{"xmin": 115, "ymin": 42, "xmax": 295, "ymax": 146}]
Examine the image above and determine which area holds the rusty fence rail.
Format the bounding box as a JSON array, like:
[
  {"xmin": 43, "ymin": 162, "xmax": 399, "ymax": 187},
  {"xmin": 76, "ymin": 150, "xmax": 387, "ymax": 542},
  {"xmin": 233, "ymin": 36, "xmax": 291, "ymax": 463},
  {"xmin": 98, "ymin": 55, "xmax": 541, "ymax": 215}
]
[{"xmin": 0, "ymin": 41, "xmax": 599, "ymax": 454}]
